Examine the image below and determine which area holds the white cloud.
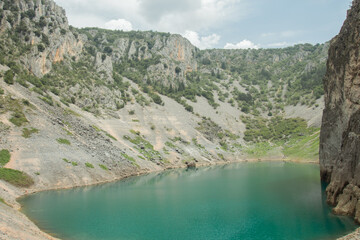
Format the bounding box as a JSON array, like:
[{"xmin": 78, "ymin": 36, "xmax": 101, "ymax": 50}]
[
  {"xmin": 104, "ymin": 19, "xmax": 133, "ymax": 31},
  {"xmin": 224, "ymin": 39, "xmax": 259, "ymax": 49},
  {"xmin": 55, "ymin": 0, "xmax": 249, "ymax": 36},
  {"xmin": 183, "ymin": 30, "xmax": 220, "ymax": 49}
]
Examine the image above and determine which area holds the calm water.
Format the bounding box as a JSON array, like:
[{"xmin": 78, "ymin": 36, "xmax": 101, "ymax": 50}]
[{"xmin": 20, "ymin": 162, "xmax": 357, "ymax": 240}]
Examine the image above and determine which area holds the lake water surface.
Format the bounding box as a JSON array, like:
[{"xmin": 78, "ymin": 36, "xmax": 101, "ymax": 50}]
[{"xmin": 19, "ymin": 162, "xmax": 357, "ymax": 240}]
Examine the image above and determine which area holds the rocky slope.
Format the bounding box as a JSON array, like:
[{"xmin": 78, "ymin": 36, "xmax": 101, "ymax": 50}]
[
  {"xmin": 320, "ymin": 0, "xmax": 360, "ymax": 223},
  {"xmin": 0, "ymin": 0, "xmax": 331, "ymax": 239}
]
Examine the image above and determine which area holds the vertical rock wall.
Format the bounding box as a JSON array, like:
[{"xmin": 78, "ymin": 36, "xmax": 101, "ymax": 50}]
[{"xmin": 320, "ymin": 0, "xmax": 360, "ymax": 222}]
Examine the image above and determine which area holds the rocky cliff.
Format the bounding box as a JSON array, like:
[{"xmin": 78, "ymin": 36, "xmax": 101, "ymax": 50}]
[
  {"xmin": 0, "ymin": 0, "xmax": 83, "ymax": 77},
  {"xmin": 320, "ymin": 0, "xmax": 360, "ymax": 222}
]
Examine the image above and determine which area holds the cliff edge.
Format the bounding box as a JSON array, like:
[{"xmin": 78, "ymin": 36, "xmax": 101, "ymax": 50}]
[{"xmin": 320, "ymin": 0, "xmax": 360, "ymax": 222}]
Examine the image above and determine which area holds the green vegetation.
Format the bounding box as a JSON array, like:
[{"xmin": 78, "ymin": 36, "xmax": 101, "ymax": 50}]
[
  {"xmin": 123, "ymin": 130, "xmax": 162, "ymax": 162},
  {"xmin": 92, "ymin": 125, "xmax": 101, "ymax": 132},
  {"xmin": 106, "ymin": 133, "xmax": 117, "ymax": 141},
  {"xmin": 242, "ymin": 116, "xmax": 309, "ymax": 142},
  {"xmin": 243, "ymin": 124, "xmax": 320, "ymax": 161},
  {"xmin": 85, "ymin": 162, "xmax": 94, "ymax": 168},
  {"xmin": 165, "ymin": 141, "xmax": 176, "ymax": 149},
  {"xmin": 56, "ymin": 138, "xmax": 71, "ymax": 145},
  {"xmin": 9, "ymin": 111, "xmax": 28, "ymax": 126},
  {"xmin": 99, "ymin": 164, "xmax": 108, "ymax": 170},
  {"xmin": 64, "ymin": 108, "xmax": 82, "ymax": 117},
  {"xmin": 63, "ymin": 158, "xmax": 70, "ymax": 163},
  {"xmin": 283, "ymin": 130, "xmax": 320, "ymax": 161},
  {"xmin": 0, "ymin": 168, "xmax": 34, "ymax": 187},
  {"xmin": 0, "ymin": 149, "xmax": 10, "ymax": 166},
  {"xmin": 0, "ymin": 197, "xmax": 6, "ymax": 204},
  {"xmin": 4, "ymin": 70, "xmax": 14, "ymax": 84},
  {"xmin": 71, "ymin": 161, "xmax": 78, "ymax": 166},
  {"xmin": 120, "ymin": 152, "xmax": 140, "ymax": 168},
  {"xmin": 22, "ymin": 127, "xmax": 39, "ymax": 138},
  {"xmin": 192, "ymin": 138, "xmax": 205, "ymax": 149}
]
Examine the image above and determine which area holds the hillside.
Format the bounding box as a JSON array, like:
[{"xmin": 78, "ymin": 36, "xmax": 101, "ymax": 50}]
[{"xmin": 0, "ymin": 0, "xmax": 327, "ymax": 238}]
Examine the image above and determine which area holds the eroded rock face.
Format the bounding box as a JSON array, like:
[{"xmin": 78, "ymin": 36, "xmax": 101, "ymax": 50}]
[
  {"xmin": 320, "ymin": 0, "xmax": 360, "ymax": 222},
  {"xmin": 0, "ymin": 0, "xmax": 83, "ymax": 77}
]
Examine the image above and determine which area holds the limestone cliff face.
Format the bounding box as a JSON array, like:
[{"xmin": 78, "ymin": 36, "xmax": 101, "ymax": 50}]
[
  {"xmin": 0, "ymin": 0, "xmax": 83, "ymax": 77},
  {"xmin": 320, "ymin": 0, "xmax": 360, "ymax": 222}
]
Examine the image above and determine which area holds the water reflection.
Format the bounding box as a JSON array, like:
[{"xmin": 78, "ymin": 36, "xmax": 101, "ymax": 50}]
[{"xmin": 20, "ymin": 162, "xmax": 357, "ymax": 240}]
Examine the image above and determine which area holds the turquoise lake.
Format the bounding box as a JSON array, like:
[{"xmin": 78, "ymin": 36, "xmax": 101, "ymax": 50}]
[{"xmin": 19, "ymin": 162, "xmax": 357, "ymax": 240}]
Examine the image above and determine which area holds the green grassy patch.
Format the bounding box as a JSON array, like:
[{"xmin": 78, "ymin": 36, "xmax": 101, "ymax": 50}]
[
  {"xmin": 124, "ymin": 131, "xmax": 162, "ymax": 162},
  {"xmin": 63, "ymin": 128, "xmax": 73, "ymax": 136},
  {"xmin": 9, "ymin": 111, "xmax": 28, "ymax": 127},
  {"xmin": 22, "ymin": 127, "xmax": 39, "ymax": 138},
  {"xmin": 105, "ymin": 133, "xmax": 117, "ymax": 141},
  {"xmin": 92, "ymin": 125, "xmax": 101, "ymax": 132},
  {"xmin": 283, "ymin": 130, "xmax": 320, "ymax": 161},
  {"xmin": 85, "ymin": 162, "xmax": 94, "ymax": 168},
  {"xmin": 64, "ymin": 108, "xmax": 82, "ymax": 117},
  {"xmin": 243, "ymin": 142, "xmax": 279, "ymax": 158},
  {"xmin": 243, "ymin": 129, "xmax": 320, "ymax": 161},
  {"xmin": 57, "ymin": 138, "xmax": 71, "ymax": 145},
  {"xmin": 99, "ymin": 164, "xmax": 108, "ymax": 170},
  {"xmin": 192, "ymin": 138, "xmax": 205, "ymax": 149},
  {"xmin": 165, "ymin": 141, "xmax": 176, "ymax": 149},
  {"xmin": 121, "ymin": 152, "xmax": 140, "ymax": 168},
  {"xmin": 0, "ymin": 168, "xmax": 34, "ymax": 187},
  {"xmin": 0, "ymin": 149, "xmax": 10, "ymax": 167},
  {"xmin": 71, "ymin": 162, "xmax": 78, "ymax": 166},
  {"xmin": 63, "ymin": 158, "xmax": 70, "ymax": 163}
]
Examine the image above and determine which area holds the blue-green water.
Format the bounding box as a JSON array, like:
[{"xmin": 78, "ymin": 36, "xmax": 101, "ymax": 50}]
[{"xmin": 19, "ymin": 162, "xmax": 357, "ymax": 240}]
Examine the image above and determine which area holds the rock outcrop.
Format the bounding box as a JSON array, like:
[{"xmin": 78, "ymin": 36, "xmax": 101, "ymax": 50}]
[
  {"xmin": 320, "ymin": 0, "xmax": 360, "ymax": 221},
  {"xmin": 0, "ymin": 0, "xmax": 83, "ymax": 77}
]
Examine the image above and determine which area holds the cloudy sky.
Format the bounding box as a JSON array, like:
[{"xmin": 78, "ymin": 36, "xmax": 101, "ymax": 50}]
[{"xmin": 54, "ymin": 0, "xmax": 351, "ymax": 50}]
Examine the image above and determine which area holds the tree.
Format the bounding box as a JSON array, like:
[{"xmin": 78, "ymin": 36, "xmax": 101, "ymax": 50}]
[
  {"xmin": 37, "ymin": 44, "xmax": 45, "ymax": 52},
  {"xmin": 175, "ymin": 66, "xmax": 181, "ymax": 74},
  {"xmin": 4, "ymin": 70, "xmax": 14, "ymax": 85}
]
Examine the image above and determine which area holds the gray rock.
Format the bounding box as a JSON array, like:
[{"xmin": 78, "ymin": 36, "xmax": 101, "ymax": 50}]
[{"xmin": 320, "ymin": 0, "xmax": 360, "ymax": 223}]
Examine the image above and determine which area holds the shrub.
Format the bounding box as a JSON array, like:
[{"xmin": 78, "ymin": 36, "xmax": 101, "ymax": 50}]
[
  {"xmin": 71, "ymin": 162, "xmax": 78, "ymax": 166},
  {"xmin": 185, "ymin": 104, "xmax": 193, "ymax": 112},
  {"xmin": 37, "ymin": 44, "xmax": 45, "ymax": 52},
  {"xmin": 175, "ymin": 66, "xmax": 181, "ymax": 74},
  {"xmin": 4, "ymin": 70, "xmax": 14, "ymax": 84},
  {"xmin": 150, "ymin": 93, "xmax": 163, "ymax": 105}
]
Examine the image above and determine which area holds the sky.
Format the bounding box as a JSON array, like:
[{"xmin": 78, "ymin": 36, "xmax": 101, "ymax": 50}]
[{"xmin": 54, "ymin": 0, "xmax": 351, "ymax": 50}]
